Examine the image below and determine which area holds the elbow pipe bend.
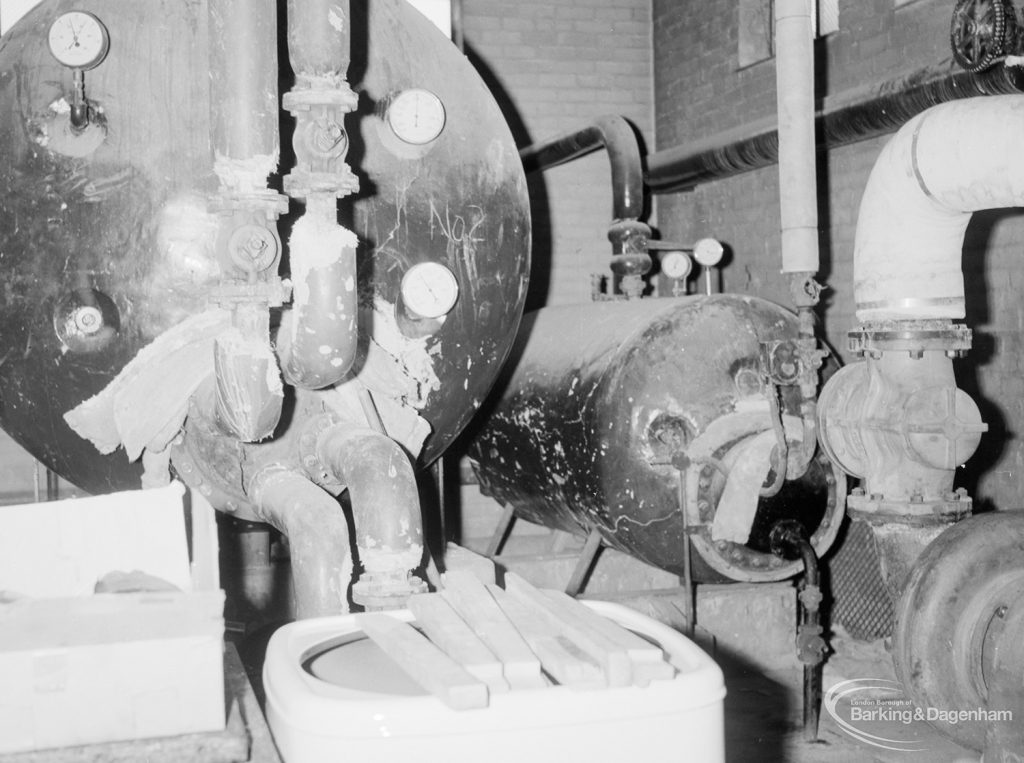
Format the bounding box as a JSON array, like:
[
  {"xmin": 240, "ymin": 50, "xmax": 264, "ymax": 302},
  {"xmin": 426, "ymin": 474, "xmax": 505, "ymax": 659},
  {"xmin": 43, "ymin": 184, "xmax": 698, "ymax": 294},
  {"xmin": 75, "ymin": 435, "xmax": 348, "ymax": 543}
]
[
  {"xmin": 855, "ymin": 95, "xmax": 1024, "ymax": 323},
  {"xmin": 249, "ymin": 466, "xmax": 352, "ymax": 619},
  {"xmin": 313, "ymin": 426, "xmax": 421, "ymax": 581},
  {"xmin": 519, "ymin": 114, "xmax": 645, "ymax": 223},
  {"xmin": 281, "ymin": 199, "xmax": 359, "ymax": 389}
]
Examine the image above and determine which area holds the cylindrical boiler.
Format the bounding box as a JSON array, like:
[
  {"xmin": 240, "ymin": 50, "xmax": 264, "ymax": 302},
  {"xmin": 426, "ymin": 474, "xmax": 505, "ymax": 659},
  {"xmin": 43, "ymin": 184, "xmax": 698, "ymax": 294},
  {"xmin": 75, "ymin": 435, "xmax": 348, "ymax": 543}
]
[
  {"xmin": 470, "ymin": 295, "xmax": 845, "ymax": 582},
  {"xmin": 0, "ymin": 0, "xmax": 529, "ymax": 499}
]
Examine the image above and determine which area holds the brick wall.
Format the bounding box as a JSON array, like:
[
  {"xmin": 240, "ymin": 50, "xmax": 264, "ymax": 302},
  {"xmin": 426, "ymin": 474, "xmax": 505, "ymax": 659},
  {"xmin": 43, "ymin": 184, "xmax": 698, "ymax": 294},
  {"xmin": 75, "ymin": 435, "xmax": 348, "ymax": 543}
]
[
  {"xmin": 651, "ymin": 0, "xmax": 1024, "ymax": 510},
  {"xmin": 461, "ymin": 0, "xmax": 654, "ymax": 308}
]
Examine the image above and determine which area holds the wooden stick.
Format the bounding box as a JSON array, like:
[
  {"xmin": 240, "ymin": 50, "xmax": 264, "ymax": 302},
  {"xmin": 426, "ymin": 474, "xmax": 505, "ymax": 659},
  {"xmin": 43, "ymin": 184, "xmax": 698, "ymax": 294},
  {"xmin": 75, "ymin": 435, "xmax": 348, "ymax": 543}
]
[
  {"xmin": 407, "ymin": 593, "xmax": 509, "ymax": 693},
  {"xmin": 440, "ymin": 570, "xmax": 546, "ymax": 690},
  {"xmin": 505, "ymin": 572, "xmax": 633, "ymax": 687},
  {"xmin": 488, "ymin": 584, "xmax": 605, "ymax": 690},
  {"xmin": 357, "ymin": 613, "xmax": 489, "ymax": 710},
  {"xmin": 542, "ymin": 589, "xmax": 676, "ymax": 686}
]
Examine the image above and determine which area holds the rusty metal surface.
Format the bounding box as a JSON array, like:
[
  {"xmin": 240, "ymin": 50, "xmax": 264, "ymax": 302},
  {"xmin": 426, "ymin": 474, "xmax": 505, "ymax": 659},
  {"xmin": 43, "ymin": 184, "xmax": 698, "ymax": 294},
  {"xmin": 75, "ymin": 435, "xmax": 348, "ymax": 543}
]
[{"xmin": 0, "ymin": 0, "xmax": 529, "ymax": 493}]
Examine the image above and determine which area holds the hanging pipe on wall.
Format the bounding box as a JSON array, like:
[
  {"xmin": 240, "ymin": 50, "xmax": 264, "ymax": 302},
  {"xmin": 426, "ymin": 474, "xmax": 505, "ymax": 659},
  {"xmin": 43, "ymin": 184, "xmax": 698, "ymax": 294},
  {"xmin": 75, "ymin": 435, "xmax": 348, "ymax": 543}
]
[
  {"xmin": 279, "ymin": 0, "xmax": 361, "ymax": 389},
  {"xmin": 645, "ymin": 62, "xmax": 1024, "ymax": 194},
  {"xmin": 207, "ymin": 0, "xmax": 288, "ymax": 442},
  {"xmin": 519, "ymin": 115, "xmax": 651, "ymax": 298}
]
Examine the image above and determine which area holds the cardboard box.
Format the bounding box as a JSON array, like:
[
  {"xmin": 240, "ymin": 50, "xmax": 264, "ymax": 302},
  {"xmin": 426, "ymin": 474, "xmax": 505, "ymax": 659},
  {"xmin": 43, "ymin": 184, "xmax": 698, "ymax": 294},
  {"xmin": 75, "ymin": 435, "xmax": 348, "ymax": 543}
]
[{"xmin": 0, "ymin": 481, "xmax": 225, "ymax": 754}]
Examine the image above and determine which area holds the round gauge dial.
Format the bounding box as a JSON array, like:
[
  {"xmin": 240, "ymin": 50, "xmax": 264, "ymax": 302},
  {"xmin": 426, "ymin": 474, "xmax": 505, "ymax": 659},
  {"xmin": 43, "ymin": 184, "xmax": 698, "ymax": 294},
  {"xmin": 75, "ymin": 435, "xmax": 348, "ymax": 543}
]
[
  {"xmin": 401, "ymin": 262, "xmax": 459, "ymax": 319},
  {"xmin": 48, "ymin": 11, "xmax": 110, "ymax": 70},
  {"xmin": 661, "ymin": 251, "xmax": 692, "ymax": 280},
  {"xmin": 386, "ymin": 88, "xmax": 446, "ymax": 145},
  {"xmin": 694, "ymin": 238, "xmax": 724, "ymax": 267}
]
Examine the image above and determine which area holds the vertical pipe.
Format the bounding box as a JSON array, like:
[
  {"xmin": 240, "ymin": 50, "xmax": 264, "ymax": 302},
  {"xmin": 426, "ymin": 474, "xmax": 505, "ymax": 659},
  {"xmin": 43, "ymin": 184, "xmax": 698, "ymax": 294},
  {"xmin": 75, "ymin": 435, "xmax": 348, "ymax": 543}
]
[
  {"xmin": 250, "ymin": 467, "xmax": 353, "ymax": 619},
  {"xmin": 209, "ymin": 0, "xmax": 279, "ymax": 166},
  {"xmin": 207, "ymin": 0, "xmax": 286, "ymax": 439},
  {"xmin": 281, "ymin": 0, "xmax": 361, "ymax": 388},
  {"xmin": 775, "ymin": 0, "xmax": 818, "ymax": 277},
  {"xmin": 287, "ymin": 0, "xmax": 350, "ymax": 83}
]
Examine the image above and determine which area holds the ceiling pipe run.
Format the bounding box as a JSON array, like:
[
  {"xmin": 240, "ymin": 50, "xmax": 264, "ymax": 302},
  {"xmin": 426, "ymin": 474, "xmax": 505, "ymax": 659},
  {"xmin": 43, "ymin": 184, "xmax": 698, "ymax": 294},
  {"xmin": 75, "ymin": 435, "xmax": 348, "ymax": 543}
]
[{"xmin": 646, "ymin": 63, "xmax": 1024, "ymax": 194}]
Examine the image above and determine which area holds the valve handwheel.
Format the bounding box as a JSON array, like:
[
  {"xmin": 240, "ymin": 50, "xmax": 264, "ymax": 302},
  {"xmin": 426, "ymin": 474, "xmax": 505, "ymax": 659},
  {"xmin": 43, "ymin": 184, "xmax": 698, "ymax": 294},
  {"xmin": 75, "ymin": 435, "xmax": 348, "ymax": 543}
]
[{"xmin": 950, "ymin": 0, "xmax": 1021, "ymax": 73}]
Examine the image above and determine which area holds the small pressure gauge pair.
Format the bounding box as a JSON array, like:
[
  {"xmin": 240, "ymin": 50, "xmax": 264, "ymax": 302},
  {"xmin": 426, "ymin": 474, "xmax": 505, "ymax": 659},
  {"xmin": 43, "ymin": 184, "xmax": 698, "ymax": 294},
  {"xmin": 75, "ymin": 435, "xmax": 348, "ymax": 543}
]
[{"xmin": 661, "ymin": 239, "xmax": 724, "ymax": 279}]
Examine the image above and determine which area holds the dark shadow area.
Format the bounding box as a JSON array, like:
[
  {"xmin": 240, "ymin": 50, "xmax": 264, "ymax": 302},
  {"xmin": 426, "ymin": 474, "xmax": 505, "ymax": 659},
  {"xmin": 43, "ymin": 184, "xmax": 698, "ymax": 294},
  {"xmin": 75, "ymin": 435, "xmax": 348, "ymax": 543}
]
[{"xmin": 956, "ymin": 208, "xmax": 1019, "ymax": 509}]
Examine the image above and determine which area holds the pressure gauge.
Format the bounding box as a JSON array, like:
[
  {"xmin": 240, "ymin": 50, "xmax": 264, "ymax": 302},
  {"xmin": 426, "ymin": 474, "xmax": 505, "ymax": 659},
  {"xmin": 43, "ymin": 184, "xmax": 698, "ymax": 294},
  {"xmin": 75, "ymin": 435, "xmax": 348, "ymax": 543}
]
[
  {"xmin": 386, "ymin": 89, "xmax": 446, "ymax": 145},
  {"xmin": 694, "ymin": 238, "xmax": 724, "ymax": 267},
  {"xmin": 661, "ymin": 251, "xmax": 692, "ymax": 280},
  {"xmin": 48, "ymin": 11, "xmax": 110, "ymax": 70},
  {"xmin": 400, "ymin": 262, "xmax": 459, "ymax": 319}
]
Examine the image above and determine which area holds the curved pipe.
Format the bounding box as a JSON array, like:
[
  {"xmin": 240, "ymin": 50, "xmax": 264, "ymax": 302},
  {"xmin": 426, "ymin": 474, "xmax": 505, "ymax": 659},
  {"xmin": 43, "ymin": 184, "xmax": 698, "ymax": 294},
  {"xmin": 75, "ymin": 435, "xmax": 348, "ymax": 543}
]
[
  {"xmin": 645, "ymin": 64, "xmax": 1024, "ymax": 194},
  {"xmin": 281, "ymin": 195, "xmax": 359, "ymax": 388},
  {"xmin": 316, "ymin": 425, "xmax": 425, "ymax": 607},
  {"xmin": 519, "ymin": 114, "xmax": 644, "ymax": 222},
  {"xmin": 854, "ymin": 95, "xmax": 1024, "ymax": 322},
  {"xmin": 249, "ymin": 466, "xmax": 352, "ymax": 618}
]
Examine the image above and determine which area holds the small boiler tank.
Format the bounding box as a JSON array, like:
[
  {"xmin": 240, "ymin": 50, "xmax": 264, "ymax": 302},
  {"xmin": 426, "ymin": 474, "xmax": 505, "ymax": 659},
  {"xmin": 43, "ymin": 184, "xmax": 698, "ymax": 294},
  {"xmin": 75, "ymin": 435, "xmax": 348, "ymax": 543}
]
[{"xmin": 470, "ymin": 295, "xmax": 845, "ymax": 582}]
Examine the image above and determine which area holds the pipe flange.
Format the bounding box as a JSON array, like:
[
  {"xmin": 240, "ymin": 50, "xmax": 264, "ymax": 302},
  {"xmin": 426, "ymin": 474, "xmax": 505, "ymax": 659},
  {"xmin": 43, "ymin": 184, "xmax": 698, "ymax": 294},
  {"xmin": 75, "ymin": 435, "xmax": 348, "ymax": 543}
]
[
  {"xmin": 847, "ymin": 487, "xmax": 973, "ymax": 524},
  {"xmin": 282, "ymin": 85, "xmax": 359, "ymax": 114},
  {"xmin": 299, "ymin": 413, "xmax": 346, "ymax": 494},
  {"xmin": 283, "ymin": 167, "xmax": 360, "ymax": 200},
  {"xmin": 352, "ymin": 569, "xmax": 428, "ymax": 610},
  {"xmin": 692, "ymin": 447, "xmax": 844, "ymax": 582},
  {"xmin": 848, "ymin": 320, "xmax": 972, "ymax": 358}
]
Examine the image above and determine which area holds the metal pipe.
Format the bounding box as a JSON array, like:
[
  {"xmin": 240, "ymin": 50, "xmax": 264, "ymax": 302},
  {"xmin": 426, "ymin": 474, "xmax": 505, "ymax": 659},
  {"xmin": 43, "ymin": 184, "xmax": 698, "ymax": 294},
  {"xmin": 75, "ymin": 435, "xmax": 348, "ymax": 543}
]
[
  {"xmin": 249, "ymin": 466, "xmax": 352, "ymax": 619},
  {"xmin": 208, "ymin": 0, "xmax": 279, "ymax": 164},
  {"xmin": 280, "ymin": 0, "xmax": 361, "ymax": 389},
  {"xmin": 645, "ymin": 63, "xmax": 1024, "ymax": 194},
  {"xmin": 451, "ymin": 0, "xmax": 465, "ymax": 52},
  {"xmin": 770, "ymin": 520, "xmax": 824, "ymax": 743},
  {"xmin": 774, "ymin": 0, "xmax": 818, "ymax": 279},
  {"xmin": 520, "ymin": 115, "xmax": 650, "ymax": 296},
  {"xmin": 286, "ymin": 0, "xmax": 350, "ymax": 84},
  {"xmin": 281, "ymin": 196, "xmax": 360, "ymax": 388},
  {"xmin": 520, "ymin": 115, "xmax": 644, "ymax": 222},
  {"xmin": 854, "ymin": 94, "xmax": 1024, "ymax": 323},
  {"xmin": 316, "ymin": 425, "xmax": 427, "ymax": 609}
]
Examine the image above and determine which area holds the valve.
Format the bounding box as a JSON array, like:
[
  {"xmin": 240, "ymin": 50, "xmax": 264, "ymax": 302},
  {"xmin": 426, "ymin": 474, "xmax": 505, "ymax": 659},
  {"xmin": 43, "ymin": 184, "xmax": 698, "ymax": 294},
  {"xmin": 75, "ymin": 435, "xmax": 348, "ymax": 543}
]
[{"xmin": 951, "ymin": 0, "xmax": 1024, "ymax": 73}]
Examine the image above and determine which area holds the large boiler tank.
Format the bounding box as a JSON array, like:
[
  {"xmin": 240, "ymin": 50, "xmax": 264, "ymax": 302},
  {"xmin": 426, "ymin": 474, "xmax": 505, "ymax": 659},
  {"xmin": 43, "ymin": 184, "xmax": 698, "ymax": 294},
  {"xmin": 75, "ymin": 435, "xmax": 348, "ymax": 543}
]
[
  {"xmin": 470, "ymin": 295, "xmax": 845, "ymax": 582},
  {"xmin": 0, "ymin": 0, "xmax": 529, "ymax": 501}
]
